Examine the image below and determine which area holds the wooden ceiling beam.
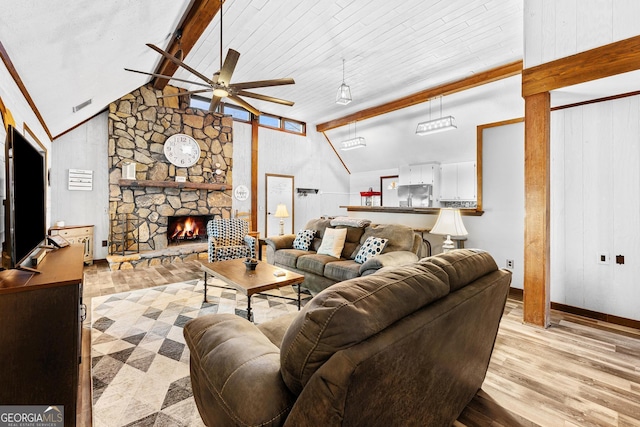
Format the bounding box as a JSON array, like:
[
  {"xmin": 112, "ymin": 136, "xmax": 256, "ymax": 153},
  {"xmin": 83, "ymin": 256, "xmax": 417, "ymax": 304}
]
[
  {"xmin": 522, "ymin": 34, "xmax": 640, "ymax": 97},
  {"xmin": 152, "ymin": 0, "xmax": 222, "ymax": 90},
  {"xmin": 316, "ymin": 60, "xmax": 523, "ymax": 133}
]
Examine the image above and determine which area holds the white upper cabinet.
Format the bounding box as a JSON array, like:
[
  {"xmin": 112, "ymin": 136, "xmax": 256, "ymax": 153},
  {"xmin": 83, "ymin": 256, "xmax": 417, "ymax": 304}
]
[
  {"xmin": 399, "ymin": 163, "xmax": 438, "ymax": 185},
  {"xmin": 440, "ymin": 162, "xmax": 476, "ymax": 201}
]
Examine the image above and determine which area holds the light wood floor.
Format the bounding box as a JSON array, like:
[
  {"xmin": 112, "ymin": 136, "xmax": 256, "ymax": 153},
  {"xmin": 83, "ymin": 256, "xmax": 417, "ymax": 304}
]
[{"xmin": 78, "ymin": 261, "xmax": 640, "ymax": 427}]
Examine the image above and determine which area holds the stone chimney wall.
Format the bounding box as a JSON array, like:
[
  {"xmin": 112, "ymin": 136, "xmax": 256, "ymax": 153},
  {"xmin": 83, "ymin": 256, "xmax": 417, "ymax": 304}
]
[{"xmin": 108, "ymin": 84, "xmax": 233, "ymax": 253}]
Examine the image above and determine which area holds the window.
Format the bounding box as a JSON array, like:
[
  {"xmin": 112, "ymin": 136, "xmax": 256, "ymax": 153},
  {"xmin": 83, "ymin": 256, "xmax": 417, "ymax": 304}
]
[
  {"xmin": 188, "ymin": 96, "xmax": 305, "ymax": 135},
  {"xmin": 223, "ymin": 104, "xmax": 251, "ymax": 122},
  {"xmin": 190, "ymin": 96, "xmax": 211, "ymax": 111},
  {"xmin": 283, "ymin": 119, "xmax": 305, "ymax": 134},
  {"xmin": 258, "ymin": 114, "xmax": 280, "ymax": 128}
]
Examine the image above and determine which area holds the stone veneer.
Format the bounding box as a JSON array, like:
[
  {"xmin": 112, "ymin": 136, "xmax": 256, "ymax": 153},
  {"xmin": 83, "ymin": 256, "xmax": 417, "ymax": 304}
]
[{"xmin": 108, "ymin": 84, "xmax": 233, "ymax": 262}]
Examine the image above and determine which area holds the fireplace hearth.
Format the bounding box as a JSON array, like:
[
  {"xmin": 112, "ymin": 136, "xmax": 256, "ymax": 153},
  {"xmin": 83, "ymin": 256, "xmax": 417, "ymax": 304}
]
[{"xmin": 167, "ymin": 215, "xmax": 212, "ymax": 245}]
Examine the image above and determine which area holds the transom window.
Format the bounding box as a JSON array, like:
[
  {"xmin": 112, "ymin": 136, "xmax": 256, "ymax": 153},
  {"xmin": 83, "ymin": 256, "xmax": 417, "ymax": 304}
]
[{"xmin": 189, "ymin": 96, "xmax": 305, "ymax": 135}]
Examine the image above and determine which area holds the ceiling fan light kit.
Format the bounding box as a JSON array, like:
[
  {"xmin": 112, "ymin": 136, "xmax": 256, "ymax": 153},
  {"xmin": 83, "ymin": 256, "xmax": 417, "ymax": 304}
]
[
  {"xmin": 125, "ymin": 1, "xmax": 294, "ymax": 116},
  {"xmin": 336, "ymin": 59, "xmax": 352, "ymax": 105}
]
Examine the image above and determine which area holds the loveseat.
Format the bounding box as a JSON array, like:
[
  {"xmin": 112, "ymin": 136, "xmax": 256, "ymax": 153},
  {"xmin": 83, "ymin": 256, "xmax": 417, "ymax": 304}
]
[
  {"xmin": 184, "ymin": 249, "xmax": 512, "ymax": 426},
  {"xmin": 264, "ymin": 217, "xmax": 428, "ymax": 294}
]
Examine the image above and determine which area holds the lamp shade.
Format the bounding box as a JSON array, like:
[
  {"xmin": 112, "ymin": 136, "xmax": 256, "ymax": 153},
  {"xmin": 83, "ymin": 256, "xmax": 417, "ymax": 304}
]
[
  {"xmin": 430, "ymin": 208, "xmax": 468, "ymax": 237},
  {"xmin": 274, "ymin": 204, "xmax": 289, "ymax": 218}
]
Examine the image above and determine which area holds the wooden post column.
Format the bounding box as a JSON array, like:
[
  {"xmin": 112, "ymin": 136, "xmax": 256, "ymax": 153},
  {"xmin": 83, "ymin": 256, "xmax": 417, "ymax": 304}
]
[
  {"xmin": 523, "ymin": 92, "xmax": 551, "ymax": 327},
  {"xmin": 251, "ymin": 116, "xmax": 259, "ymax": 232}
]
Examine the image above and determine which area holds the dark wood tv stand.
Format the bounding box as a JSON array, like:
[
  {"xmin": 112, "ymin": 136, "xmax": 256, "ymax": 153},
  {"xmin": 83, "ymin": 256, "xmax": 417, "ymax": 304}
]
[{"xmin": 0, "ymin": 244, "xmax": 84, "ymax": 427}]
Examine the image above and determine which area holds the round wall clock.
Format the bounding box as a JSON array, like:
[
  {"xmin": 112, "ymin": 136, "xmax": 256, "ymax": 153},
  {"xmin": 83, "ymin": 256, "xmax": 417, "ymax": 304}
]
[{"xmin": 164, "ymin": 133, "xmax": 201, "ymax": 167}]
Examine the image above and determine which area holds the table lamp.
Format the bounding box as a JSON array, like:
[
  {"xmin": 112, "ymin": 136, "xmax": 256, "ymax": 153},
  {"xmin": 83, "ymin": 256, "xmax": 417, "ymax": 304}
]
[
  {"xmin": 274, "ymin": 204, "xmax": 289, "ymax": 235},
  {"xmin": 430, "ymin": 208, "xmax": 468, "ymax": 252}
]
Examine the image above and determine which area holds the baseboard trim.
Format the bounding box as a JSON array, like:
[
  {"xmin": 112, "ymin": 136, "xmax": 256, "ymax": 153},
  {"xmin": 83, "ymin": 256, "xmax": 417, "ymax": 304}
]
[{"xmin": 508, "ymin": 287, "xmax": 640, "ymax": 330}]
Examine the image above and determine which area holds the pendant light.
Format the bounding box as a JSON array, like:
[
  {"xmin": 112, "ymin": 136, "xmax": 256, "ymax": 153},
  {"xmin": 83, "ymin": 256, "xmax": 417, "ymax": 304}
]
[
  {"xmin": 416, "ymin": 96, "xmax": 457, "ymax": 135},
  {"xmin": 340, "ymin": 121, "xmax": 366, "ymax": 150},
  {"xmin": 336, "ymin": 59, "xmax": 352, "ymax": 105}
]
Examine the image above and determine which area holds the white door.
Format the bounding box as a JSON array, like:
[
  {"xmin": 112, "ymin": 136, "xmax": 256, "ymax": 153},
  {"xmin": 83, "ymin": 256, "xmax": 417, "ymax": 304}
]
[{"xmin": 265, "ymin": 174, "xmax": 294, "ymax": 237}]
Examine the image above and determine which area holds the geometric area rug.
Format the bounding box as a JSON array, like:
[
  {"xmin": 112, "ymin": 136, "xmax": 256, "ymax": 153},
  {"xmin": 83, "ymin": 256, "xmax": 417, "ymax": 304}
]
[{"xmin": 91, "ymin": 279, "xmax": 310, "ymax": 427}]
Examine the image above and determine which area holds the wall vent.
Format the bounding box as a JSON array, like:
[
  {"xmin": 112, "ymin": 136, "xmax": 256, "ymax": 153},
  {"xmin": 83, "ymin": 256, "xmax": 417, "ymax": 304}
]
[{"xmin": 72, "ymin": 99, "xmax": 92, "ymax": 113}]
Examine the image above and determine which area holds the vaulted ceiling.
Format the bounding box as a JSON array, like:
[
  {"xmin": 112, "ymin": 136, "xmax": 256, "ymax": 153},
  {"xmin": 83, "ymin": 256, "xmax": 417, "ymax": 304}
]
[{"xmin": 0, "ymin": 0, "xmax": 526, "ymax": 172}]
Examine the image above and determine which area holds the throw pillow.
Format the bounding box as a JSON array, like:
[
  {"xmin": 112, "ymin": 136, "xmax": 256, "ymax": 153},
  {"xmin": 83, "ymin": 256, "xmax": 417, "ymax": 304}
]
[
  {"xmin": 354, "ymin": 236, "xmax": 388, "ymax": 264},
  {"xmin": 293, "ymin": 229, "xmax": 315, "ymax": 251},
  {"xmin": 317, "ymin": 227, "xmax": 348, "ymax": 258}
]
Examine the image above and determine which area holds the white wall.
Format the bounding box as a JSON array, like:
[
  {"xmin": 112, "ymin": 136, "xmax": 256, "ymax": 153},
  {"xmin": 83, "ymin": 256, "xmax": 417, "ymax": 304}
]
[
  {"xmin": 232, "ymin": 122, "xmax": 350, "ymax": 237},
  {"xmin": 465, "ymin": 122, "xmax": 525, "ymax": 289},
  {"xmin": 524, "ymin": 1, "xmax": 640, "ymax": 68},
  {"xmin": 550, "ymin": 97, "xmax": 640, "ymax": 320},
  {"xmin": 51, "ymin": 111, "xmax": 110, "ymax": 260}
]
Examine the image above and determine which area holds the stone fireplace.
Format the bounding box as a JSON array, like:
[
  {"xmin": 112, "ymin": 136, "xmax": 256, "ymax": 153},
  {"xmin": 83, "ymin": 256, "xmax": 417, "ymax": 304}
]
[{"xmin": 107, "ymin": 84, "xmax": 232, "ymax": 269}]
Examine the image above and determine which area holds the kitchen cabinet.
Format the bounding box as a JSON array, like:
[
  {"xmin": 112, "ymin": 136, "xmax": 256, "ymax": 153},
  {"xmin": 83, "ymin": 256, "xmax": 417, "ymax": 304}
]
[
  {"xmin": 399, "ymin": 163, "xmax": 439, "ymax": 185},
  {"xmin": 440, "ymin": 162, "xmax": 476, "ymax": 201}
]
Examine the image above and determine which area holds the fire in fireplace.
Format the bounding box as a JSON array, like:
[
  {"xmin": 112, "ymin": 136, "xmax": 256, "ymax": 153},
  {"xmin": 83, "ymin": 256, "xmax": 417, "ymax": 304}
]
[{"xmin": 167, "ymin": 215, "xmax": 212, "ymax": 245}]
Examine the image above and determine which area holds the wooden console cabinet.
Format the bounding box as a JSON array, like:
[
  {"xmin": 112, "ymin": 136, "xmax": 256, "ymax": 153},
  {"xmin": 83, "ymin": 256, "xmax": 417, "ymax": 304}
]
[
  {"xmin": 50, "ymin": 224, "xmax": 94, "ymax": 264},
  {"xmin": 0, "ymin": 244, "xmax": 85, "ymax": 427}
]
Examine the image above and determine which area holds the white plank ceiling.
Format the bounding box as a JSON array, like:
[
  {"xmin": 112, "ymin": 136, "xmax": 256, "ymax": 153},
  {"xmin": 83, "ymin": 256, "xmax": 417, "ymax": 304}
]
[
  {"xmin": 175, "ymin": 0, "xmax": 524, "ymax": 124},
  {"xmin": 0, "ymin": 0, "xmax": 527, "ymax": 172}
]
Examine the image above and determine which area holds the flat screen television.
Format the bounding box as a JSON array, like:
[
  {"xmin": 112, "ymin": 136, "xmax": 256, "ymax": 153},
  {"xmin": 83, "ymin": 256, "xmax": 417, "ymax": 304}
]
[{"xmin": 2, "ymin": 125, "xmax": 46, "ymax": 269}]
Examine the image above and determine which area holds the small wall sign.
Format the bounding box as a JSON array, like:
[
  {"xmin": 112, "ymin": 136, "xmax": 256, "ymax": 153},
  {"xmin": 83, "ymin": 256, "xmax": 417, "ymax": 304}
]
[
  {"xmin": 68, "ymin": 169, "xmax": 93, "ymax": 191},
  {"xmin": 234, "ymin": 185, "xmax": 249, "ymax": 201}
]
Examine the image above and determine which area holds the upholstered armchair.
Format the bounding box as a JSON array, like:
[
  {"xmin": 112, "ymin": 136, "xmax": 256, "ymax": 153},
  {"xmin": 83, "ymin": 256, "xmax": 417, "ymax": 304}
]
[
  {"xmin": 207, "ymin": 218, "xmax": 257, "ymax": 262},
  {"xmin": 184, "ymin": 249, "xmax": 512, "ymax": 426}
]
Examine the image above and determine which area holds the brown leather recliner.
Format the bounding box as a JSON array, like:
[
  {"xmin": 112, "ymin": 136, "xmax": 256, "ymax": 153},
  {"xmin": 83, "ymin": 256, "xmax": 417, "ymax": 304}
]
[{"xmin": 184, "ymin": 249, "xmax": 511, "ymax": 426}]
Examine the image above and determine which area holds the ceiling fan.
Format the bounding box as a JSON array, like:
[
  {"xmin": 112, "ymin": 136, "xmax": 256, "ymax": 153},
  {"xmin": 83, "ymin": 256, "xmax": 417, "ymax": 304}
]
[{"xmin": 125, "ymin": 2, "xmax": 295, "ymax": 116}]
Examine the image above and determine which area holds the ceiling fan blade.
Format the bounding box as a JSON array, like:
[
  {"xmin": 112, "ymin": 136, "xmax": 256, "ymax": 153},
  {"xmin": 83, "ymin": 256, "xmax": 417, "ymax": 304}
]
[
  {"xmin": 217, "ymin": 49, "xmax": 240, "ymax": 86},
  {"xmin": 237, "ymin": 90, "xmax": 294, "ymax": 106},
  {"xmin": 209, "ymin": 95, "xmax": 223, "ymax": 113},
  {"xmin": 228, "ymin": 94, "xmax": 261, "ymax": 116},
  {"xmin": 124, "ymin": 68, "xmax": 211, "ymax": 88},
  {"xmin": 231, "ymin": 78, "xmax": 295, "ymax": 90},
  {"xmin": 146, "ymin": 43, "xmax": 215, "ymax": 85},
  {"xmin": 157, "ymin": 88, "xmax": 213, "ymax": 99}
]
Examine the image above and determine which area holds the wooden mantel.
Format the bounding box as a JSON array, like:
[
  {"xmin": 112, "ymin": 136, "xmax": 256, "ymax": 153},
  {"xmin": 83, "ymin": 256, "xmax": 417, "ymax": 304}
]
[{"xmin": 118, "ymin": 179, "xmax": 227, "ymax": 191}]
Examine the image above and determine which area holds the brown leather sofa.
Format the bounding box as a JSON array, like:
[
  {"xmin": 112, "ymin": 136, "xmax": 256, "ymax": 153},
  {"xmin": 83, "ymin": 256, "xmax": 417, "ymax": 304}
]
[
  {"xmin": 264, "ymin": 217, "xmax": 429, "ymax": 294},
  {"xmin": 184, "ymin": 249, "xmax": 511, "ymax": 426}
]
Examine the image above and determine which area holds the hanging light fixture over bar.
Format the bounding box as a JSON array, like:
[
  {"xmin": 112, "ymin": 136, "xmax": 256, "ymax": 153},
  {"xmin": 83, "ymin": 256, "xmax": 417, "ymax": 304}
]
[
  {"xmin": 340, "ymin": 121, "xmax": 365, "ymax": 150},
  {"xmin": 415, "ymin": 116, "xmax": 457, "ymax": 135},
  {"xmin": 336, "ymin": 59, "xmax": 352, "ymax": 105},
  {"xmin": 416, "ymin": 96, "xmax": 457, "ymax": 135},
  {"xmin": 340, "ymin": 137, "xmax": 366, "ymax": 150}
]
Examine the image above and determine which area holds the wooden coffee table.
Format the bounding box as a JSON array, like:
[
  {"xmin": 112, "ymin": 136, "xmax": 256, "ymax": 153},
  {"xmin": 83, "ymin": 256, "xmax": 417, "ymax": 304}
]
[{"xmin": 199, "ymin": 259, "xmax": 305, "ymax": 321}]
